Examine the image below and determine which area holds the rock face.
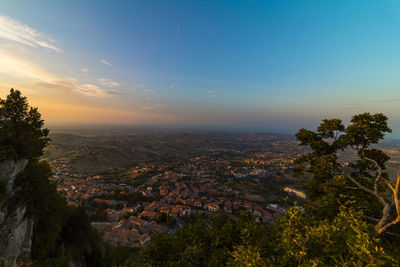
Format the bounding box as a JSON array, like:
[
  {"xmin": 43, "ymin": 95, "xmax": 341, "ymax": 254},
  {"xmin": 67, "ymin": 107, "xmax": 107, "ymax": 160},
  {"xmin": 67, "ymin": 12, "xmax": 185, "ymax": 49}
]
[{"xmin": 0, "ymin": 159, "xmax": 31, "ymax": 267}]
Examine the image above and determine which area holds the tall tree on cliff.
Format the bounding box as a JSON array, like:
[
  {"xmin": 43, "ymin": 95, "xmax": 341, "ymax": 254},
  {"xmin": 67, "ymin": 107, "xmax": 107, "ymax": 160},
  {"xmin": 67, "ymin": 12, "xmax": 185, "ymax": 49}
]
[{"xmin": 0, "ymin": 88, "xmax": 49, "ymax": 161}]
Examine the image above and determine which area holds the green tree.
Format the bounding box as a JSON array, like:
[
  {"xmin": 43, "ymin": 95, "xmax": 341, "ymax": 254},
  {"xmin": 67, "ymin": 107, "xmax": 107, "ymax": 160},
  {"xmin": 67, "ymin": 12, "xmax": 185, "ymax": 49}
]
[
  {"xmin": 16, "ymin": 160, "xmax": 67, "ymax": 261},
  {"xmin": 0, "ymin": 88, "xmax": 49, "ymax": 161},
  {"xmin": 131, "ymin": 212, "xmax": 272, "ymax": 266},
  {"xmin": 273, "ymin": 204, "xmax": 395, "ymax": 266},
  {"xmin": 294, "ymin": 113, "xmax": 400, "ymax": 234},
  {"xmin": 0, "ymin": 89, "xmax": 123, "ymax": 266},
  {"xmin": 229, "ymin": 245, "xmax": 265, "ymax": 267}
]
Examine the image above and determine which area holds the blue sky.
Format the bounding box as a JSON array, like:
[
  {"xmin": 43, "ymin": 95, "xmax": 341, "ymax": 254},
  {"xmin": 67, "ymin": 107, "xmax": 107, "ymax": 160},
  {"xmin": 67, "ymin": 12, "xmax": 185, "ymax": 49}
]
[{"xmin": 1, "ymin": 1, "xmax": 400, "ymax": 135}]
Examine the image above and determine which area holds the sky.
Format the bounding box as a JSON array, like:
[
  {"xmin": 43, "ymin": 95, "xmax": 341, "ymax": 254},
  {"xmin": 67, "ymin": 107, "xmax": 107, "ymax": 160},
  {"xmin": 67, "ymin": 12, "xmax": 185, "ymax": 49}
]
[{"xmin": 1, "ymin": 0, "xmax": 400, "ymax": 135}]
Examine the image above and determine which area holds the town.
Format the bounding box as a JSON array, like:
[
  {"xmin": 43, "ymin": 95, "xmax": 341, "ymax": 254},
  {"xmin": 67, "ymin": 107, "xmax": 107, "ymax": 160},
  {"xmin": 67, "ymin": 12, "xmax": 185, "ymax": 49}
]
[{"xmin": 50, "ymin": 148, "xmax": 305, "ymax": 248}]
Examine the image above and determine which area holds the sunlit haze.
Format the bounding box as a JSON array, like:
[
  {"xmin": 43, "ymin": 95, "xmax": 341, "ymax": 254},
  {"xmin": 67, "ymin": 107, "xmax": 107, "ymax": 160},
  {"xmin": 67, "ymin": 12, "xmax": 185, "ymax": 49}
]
[{"xmin": 2, "ymin": 1, "xmax": 400, "ymax": 135}]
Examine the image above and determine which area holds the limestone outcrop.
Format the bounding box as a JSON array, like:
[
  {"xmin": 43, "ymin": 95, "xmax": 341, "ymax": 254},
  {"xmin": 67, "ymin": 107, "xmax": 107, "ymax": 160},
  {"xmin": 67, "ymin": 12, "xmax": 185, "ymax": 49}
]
[{"xmin": 0, "ymin": 159, "xmax": 31, "ymax": 267}]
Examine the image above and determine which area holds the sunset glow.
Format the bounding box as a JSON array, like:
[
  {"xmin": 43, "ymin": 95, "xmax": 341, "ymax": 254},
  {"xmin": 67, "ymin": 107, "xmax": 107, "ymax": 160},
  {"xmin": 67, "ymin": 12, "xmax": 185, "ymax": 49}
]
[{"xmin": 2, "ymin": 1, "xmax": 400, "ymax": 134}]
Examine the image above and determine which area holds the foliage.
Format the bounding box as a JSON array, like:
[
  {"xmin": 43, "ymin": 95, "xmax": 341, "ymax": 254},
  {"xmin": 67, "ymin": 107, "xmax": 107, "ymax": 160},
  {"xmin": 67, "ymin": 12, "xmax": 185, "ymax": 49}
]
[
  {"xmin": 0, "ymin": 89, "xmax": 49, "ymax": 161},
  {"xmin": 15, "ymin": 160, "xmax": 67, "ymax": 261},
  {"xmin": 0, "ymin": 89, "xmax": 122, "ymax": 266},
  {"xmin": 122, "ymin": 211, "xmax": 270, "ymax": 266},
  {"xmin": 118, "ymin": 205, "xmax": 397, "ymax": 266},
  {"xmin": 294, "ymin": 113, "xmax": 395, "ymax": 224},
  {"xmin": 155, "ymin": 212, "xmax": 176, "ymax": 227},
  {"xmin": 228, "ymin": 245, "xmax": 265, "ymax": 267},
  {"xmin": 14, "ymin": 160, "xmax": 118, "ymax": 266},
  {"xmin": 155, "ymin": 211, "xmax": 167, "ymax": 223},
  {"xmin": 89, "ymin": 208, "xmax": 108, "ymax": 221},
  {"xmin": 125, "ymin": 113, "xmax": 398, "ymax": 266},
  {"xmin": 273, "ymin": 204, "xmax": 395, "ymax": 266}
]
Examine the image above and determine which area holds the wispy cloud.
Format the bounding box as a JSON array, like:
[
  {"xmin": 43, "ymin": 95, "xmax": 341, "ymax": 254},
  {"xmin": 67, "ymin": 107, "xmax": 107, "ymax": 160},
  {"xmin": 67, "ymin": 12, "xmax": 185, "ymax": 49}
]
[
  {"xmin": 33, "ymin": 80, "xmax": 114, "ymax": 98},
  {"xmin": 98, "ymin": 78, "xmax": 120, "ymax": 87},
  {"xmin": 82, "ymin": 68, "xmax": 89, "ymax": 73},
  {"xmin": 107, "ymin": 90, "xmax": 125, "ymax": 96},
  {"xmin": 169, "ymin": 81, "xmax": 179, "ymax": 89},
  {"xmin": 142, "ymin": 104, "xmax": 162, "ymax": 110},
  {"xmin": 0, "ymin": 50, "xmax": 115, "ymax": 98},
  {"xmin": 0, "ymin": 15, "xmax": 61, "ymax": 52},
  {"xmin": 77, "ymin": 84, "xmax": 112, "ymax": 97},
  {"xmin": 101, "ymin": 59, "xmax": 112, "ymax": 66},
  {"xmin": 0, "ymin": 49, "xmax": 55, "ymax": 81},
  {"xmin": 144, "ymin": 89, "xmax": 155, "ymax": 94}
]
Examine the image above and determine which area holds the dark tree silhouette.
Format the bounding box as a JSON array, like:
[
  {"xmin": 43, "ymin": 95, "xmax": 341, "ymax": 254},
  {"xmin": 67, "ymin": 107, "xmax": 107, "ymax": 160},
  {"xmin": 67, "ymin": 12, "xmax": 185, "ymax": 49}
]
[{"xmin": 0, "ymin": 88, "xmax": 49, "ymax": 161}]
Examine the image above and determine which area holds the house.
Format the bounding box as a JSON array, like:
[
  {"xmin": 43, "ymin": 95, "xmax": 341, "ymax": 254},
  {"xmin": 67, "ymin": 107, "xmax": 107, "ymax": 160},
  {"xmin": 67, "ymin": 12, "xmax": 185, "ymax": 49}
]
[
  {"xmin": 160, "ymin": 188, "xmax": 169, "ymax": 195},
  {"xmin": 113, "ymin": 218, "xmax": 129, "ymax": 230},
  {"xmin": 160, "ymin": 206, "xmax": 170, "ymax": 215},
  {"xmin": 145, "ymin": 221, "xmax": 169, "ymax": 234},
  {"xmin": 223, "ymin": 202, "xmax": 232, "ymax": 213},
  {"xmin": 208, "ymin": 204, "xmax": 219, "ymax": 212},
  {"xmin": 170, "ymin": 206, "xmax": 181, "ymax": 217},
  {"xmin": 284, "ymin": 187, "xmax": 306, "ymax": 199},
  {"xmin": 144, "ymin": 202, "xmax": 158, "ymax": 211},
  {"xmin": 104, "ymin": 228, "xmax": 142, "ymax": 247},
  {"xmin": 139, "ymin": 211, "xmax": 158, "ymax": 220},
  {"xmin": 140, "ymin": 234, "xmax": 151, "ymax": 245},
  {"xmin": 91, "ymin": 222, "xmax": 113, "ymax": 233},
  {"xmin": 194, "ymin": 200, "xmax": 202, "ymax": 208},
  {"xmin": 127, "ymin": 216, "xmax": 147, "ymax": 227}
]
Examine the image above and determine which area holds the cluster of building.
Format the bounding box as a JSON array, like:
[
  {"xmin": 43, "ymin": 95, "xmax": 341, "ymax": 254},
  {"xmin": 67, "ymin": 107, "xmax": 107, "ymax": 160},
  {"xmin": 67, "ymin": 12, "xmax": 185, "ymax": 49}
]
[
  {"xmin": 137, "ymin": 171, "xmax": 280, "ymax": 223},
  {"xmin": 50, "ymin": 153, "xmax": 291, "ymax": 248},
  {"xmin": 240, "ymin": 152, "xmax": 299, "ymax": 171},
  {"xmin": 91, "ymin": 206, "xmax": 169, "ymax": 247}
]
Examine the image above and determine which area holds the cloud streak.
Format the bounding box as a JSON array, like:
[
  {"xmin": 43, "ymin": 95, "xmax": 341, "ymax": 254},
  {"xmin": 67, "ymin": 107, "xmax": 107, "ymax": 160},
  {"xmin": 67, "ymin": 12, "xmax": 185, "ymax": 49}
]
[
  {"xmin": 101, "ymin": 59, "xmax": 112, "ymax": 66},
  {"xmin": 142, "ymin": 104, "xmax": 162, "ymax": 110},
  {"xmin": 0, "ymin": 50, "xmax": 116, "ymax": 98},
  {"xmin": 98, "ymin": 78, "xmax": 120, "ymax": 87},
  {"xmin": 33, "ymin": 80, "xmax": 115, "ymax": 98},
  {"xmin": 169, "ymin": 81, "xmax": 179, "ymax": 89},
  {"xmin": 0, "ymin": 15, "xmax": 61, "ymax": 52},
  {"xmin": 0, "ymin": 49, "xmax": 55, "ymax": 81}
]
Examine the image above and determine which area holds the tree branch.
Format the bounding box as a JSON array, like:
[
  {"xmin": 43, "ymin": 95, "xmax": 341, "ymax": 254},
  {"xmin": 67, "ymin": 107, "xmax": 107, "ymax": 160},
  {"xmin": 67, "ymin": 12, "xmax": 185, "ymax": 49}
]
[
  {"xmin": 362, "ymin": 157, "xmax": 383, "ymax": 193},
  {"xmin": 345, "ymin": 174, "xmax": 386, "ymax": 206},
  {"xmin": 376, "ymin": 174, "xmax": 400, "ymax": 234},
  {"xmin": 342, "ymin": 173, "xmax": 395, "ymax": 234}
]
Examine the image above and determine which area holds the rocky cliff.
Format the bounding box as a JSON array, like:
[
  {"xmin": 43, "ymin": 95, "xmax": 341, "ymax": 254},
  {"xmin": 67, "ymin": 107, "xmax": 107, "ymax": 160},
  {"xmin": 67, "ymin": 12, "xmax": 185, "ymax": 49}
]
[{"xmin": 0, "ymin": 159, "xmax": 31, "ymax": 267}]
